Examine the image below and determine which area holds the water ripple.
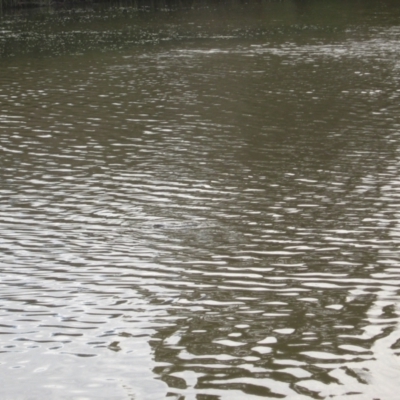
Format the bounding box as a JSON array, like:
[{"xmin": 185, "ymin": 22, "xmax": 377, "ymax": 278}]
[{"xmin": 2, "ymin": 3, "xmax": 400, "ymax": 399}]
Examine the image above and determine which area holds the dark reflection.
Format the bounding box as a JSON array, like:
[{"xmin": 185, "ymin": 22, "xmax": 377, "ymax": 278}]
[
  {"xmin": 293, "ymin": 0, "xmax": 308, "ymax": 15},
  {"xmin": 2, "ymin": 0, "xmax": 400, "ymax": 58}
]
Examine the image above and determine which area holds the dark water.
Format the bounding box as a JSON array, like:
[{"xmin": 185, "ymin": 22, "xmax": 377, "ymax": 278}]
[{"xmin": 1, "ymin": 1, "xmax": 400, "ymax": 398}]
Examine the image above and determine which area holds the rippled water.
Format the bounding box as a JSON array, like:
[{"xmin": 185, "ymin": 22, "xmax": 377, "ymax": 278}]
[{"xmin": 1, "ymin": 1, "xmax": 400, "ymax": 399}]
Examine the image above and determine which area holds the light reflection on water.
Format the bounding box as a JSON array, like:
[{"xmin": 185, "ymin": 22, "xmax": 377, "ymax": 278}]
[{"xmin": 1, "ymin": 1, "xmax": 400, "ymax": 399}]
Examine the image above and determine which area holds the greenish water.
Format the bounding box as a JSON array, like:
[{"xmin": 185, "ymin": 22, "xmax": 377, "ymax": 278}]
[{"xmin": 1, "ymin": 1, "xmax": 400, "ymax": 399}]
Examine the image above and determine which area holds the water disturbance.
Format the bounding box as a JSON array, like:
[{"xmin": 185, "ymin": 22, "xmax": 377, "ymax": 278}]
[{"xmin": 1, "ymin": 0, "xmax": 400, "ymax": 398}]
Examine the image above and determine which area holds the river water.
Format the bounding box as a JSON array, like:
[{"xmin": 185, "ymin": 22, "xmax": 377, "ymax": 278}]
[{"xmin": 1, "ymin": 0, "xmax": 400, "ymax": 399}]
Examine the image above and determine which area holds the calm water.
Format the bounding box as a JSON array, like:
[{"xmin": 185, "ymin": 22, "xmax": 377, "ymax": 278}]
[{"xmin": 1, "ymin": 0, "xmax": 400, "ymax": 398}]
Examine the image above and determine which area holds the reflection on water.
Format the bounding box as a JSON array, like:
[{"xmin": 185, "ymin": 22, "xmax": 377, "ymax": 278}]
[{"xmin": 1, "ymin": 1, "xmax": 400, "ymax": 399}]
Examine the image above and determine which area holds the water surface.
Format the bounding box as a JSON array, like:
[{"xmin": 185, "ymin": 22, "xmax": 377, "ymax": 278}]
[{"xmin": 1, "ymin": 1, "xmax": 400, "ymax": 399}]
